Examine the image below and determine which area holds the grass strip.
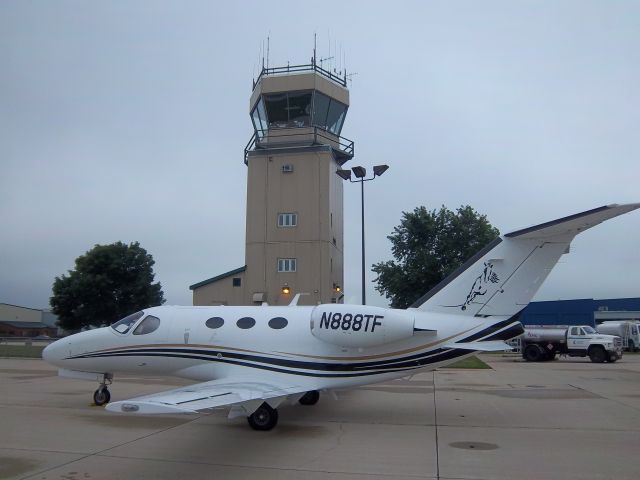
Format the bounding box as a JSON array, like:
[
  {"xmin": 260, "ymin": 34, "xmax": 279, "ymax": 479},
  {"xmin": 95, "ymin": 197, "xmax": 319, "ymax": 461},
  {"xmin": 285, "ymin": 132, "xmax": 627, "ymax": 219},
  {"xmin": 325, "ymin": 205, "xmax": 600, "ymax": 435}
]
[{"xmin": 0, "ymin": 344, "xmax": 46, "ymax": 358}]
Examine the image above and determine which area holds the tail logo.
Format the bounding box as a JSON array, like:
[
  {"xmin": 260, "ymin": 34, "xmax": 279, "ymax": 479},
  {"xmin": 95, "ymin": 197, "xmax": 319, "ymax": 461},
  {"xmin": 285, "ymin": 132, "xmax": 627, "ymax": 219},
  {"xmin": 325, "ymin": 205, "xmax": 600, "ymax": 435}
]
[{"xmin": 462, "ymin": 262, "xmax": 500, "ymax": 310}]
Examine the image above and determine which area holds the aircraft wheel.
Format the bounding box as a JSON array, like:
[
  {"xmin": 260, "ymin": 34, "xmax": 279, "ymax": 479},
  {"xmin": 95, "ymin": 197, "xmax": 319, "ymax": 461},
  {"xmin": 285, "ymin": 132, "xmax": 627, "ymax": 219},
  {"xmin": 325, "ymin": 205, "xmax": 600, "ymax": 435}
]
[
  {"xmin": 247, "ymin": 403, "xmax": 278, "ymax": 431},
  {"xmin": 93, "ymin": 387, "xmax": 111, "ymax": 406},
  {"xmin": 588, "ymin": 346, "xmax": 606, "ymax": 363},
  {"xmin": 299, "ymin": 390, "xmax": 320, "ymax": 406}
]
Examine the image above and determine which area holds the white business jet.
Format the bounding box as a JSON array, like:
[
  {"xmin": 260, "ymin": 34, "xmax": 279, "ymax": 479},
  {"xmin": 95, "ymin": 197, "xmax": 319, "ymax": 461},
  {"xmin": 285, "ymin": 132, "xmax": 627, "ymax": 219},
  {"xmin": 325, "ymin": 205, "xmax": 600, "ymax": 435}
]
[{"xmin": 43, "ymin": 204, "xmax": 639, "ymax": 430}]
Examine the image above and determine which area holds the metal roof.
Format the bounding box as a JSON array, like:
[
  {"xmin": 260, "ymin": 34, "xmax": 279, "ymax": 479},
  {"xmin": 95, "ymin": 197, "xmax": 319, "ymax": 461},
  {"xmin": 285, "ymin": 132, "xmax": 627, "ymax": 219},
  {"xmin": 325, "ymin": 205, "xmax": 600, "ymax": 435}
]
[
  {"xmin": 0, "ymin": 321, "xmax": 52, "ymax": 329},
  {"xmin": 189, "ymin": 266, "xmax": 246, "ymax": 290}
]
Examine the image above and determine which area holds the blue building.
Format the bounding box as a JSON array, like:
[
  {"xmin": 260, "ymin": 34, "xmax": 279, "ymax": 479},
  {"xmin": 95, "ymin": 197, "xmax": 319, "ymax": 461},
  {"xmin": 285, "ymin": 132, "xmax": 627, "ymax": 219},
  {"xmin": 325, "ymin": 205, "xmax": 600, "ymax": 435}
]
[{"xmin": 520, "ymin": 297, "xmax": 640, "ymax": 327}]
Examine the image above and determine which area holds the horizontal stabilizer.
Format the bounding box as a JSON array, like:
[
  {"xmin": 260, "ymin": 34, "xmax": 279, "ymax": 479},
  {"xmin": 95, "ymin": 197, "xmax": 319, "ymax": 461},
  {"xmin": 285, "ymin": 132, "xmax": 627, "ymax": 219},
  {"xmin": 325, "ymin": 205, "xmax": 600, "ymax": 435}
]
[
  {"xmin": 444, "ymin": 340, "xmax": 513, "ymax": 351},
  {"xmin": 505, "ymin": 203, "xmax": 640, "ymax": 239}
]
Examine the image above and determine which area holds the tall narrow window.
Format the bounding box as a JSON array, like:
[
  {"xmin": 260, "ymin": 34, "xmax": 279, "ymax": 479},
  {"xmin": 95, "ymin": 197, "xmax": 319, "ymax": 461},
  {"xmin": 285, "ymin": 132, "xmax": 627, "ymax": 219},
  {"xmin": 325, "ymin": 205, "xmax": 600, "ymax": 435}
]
[
  {"xmin": 277, "ymin": 213, "xmax": 298, "ymax": 227},
  {"xmin": 278, "ymin": 258, "xmax": 297, "ymax": 272}
]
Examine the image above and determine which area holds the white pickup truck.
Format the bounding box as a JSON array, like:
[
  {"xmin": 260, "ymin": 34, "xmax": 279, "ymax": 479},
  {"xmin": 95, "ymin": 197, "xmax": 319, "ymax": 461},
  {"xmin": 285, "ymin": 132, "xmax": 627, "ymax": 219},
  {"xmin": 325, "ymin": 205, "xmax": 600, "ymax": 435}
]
[{"xmin": 521, "ymin": 325, "xmax": 623, "ymax": 363}]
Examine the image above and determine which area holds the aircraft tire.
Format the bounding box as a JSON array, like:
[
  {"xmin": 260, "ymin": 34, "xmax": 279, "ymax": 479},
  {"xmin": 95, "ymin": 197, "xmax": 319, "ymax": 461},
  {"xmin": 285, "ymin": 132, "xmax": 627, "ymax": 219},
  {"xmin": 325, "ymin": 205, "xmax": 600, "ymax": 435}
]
[
  {"xmin": 93, "ymin": 387, "xmax": 111, "ymax": 406},
  {"xmin": 299, "ymin": 390, "xmax": 320, "ymax": 406},
  {"xmin": 247, "ymin": 403, "xmax": 278, "ymax": 431}
]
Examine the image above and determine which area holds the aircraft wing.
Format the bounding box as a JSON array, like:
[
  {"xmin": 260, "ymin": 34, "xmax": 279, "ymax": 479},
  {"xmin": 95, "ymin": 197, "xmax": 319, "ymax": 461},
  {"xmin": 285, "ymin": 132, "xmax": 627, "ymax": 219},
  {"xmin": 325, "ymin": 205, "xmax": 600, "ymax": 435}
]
[{"xmin": 105, "ymin": 378, "xmax": 309, "ymax": 415}]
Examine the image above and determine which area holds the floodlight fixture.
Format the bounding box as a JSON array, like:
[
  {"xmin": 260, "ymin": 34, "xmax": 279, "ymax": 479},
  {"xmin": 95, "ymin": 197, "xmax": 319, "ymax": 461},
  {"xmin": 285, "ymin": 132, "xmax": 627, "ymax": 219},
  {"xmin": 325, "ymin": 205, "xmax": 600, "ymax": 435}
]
[
  {"xmin": 336, "ymin": 169, "xmax": 352, "ymax": 181},
  {"xmin": 351, "ymin": 166, "xmax": 367, "ymax": 178},
  {"xmin": 373, "ymin": 164, "xmax": 389, "ymax": 177},
  {"xmin": 281, "ymin": 284, "xmax": 291, "ymax": 295}
]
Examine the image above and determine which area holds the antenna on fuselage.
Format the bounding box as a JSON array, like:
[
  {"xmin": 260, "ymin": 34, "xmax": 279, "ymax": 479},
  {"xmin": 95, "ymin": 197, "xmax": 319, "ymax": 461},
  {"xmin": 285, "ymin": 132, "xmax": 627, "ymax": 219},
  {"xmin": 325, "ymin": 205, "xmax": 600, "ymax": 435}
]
[{"xmin": 288, "ymin": 293, "xmax": 310, "ymax": 306}]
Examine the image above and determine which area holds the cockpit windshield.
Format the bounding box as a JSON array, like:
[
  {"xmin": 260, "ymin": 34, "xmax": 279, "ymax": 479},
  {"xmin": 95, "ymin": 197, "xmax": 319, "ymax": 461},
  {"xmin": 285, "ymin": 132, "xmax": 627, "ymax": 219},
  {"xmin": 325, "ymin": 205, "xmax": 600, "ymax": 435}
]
[
  {"xmin": 133, "ymin": 315, "xmax": 160, "ymax": 335},
  {"xmin": 111, "ymin": 311, "xmax": 144, "ymax": 334},
  {"xmin": 583, "ymin": 326, "xmax": 596, "ymax": 334}
]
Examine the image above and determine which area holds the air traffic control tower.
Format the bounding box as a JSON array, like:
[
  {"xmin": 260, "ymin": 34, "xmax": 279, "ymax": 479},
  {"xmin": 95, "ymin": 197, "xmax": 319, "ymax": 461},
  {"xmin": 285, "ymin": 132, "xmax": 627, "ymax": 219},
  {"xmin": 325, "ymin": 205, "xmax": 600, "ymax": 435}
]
[{"xmin": 190, "ymin": 60, "xmax": 354, "ymax": 306}]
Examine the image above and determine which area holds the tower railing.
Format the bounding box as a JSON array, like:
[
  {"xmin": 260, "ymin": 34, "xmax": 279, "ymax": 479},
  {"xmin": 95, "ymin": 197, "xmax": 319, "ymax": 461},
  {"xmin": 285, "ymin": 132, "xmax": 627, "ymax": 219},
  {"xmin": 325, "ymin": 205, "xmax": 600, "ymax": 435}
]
[
  {"xmin": 252, "ymin": 62, "xmax": 347, "ymax": 90},
  {"xmin": 244, "ymin": 126, "xmax": 354, "ymax": 165}
]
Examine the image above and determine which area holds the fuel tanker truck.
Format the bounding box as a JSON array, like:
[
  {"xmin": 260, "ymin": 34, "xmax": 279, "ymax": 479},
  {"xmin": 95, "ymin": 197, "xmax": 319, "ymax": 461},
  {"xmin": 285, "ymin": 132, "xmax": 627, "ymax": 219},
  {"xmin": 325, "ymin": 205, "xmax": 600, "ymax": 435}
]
[{"xmin": 521, "ymin": 325, "xmax": 623, "ymax": 363}]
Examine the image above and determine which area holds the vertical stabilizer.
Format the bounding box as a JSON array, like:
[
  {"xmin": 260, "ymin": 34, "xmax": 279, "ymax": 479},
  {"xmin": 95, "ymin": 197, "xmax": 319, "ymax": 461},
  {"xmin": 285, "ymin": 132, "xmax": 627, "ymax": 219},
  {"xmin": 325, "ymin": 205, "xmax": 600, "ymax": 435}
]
[{"xmin": 410, "ymin": 204, "xmax": 640, "ymax": 316}]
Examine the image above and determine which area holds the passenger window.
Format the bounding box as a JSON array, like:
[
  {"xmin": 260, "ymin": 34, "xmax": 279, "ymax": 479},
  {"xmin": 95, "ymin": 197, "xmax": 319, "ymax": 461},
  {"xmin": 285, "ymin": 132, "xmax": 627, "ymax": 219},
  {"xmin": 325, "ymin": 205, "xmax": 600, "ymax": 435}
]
[
  {"xmin": 206, "ymin": 317, "xmax": 224, "ymax": 329},
  {"xmin": 570, "ymin": 327, "xmax": 579, "ymax": 336},
  {"xmin": 133, "ymin": 316, "xmax": 161, "ymax": 335},
  {"xmin": 268, "ymin": 317, "xmax": 288, "ymax": 329},
  {"xmin": 111, "ymin": 311, "xmax": 144, "ymax": 334},
  {"xmin": 237, "ymin": 317, "xmax": 256, "ymax": 329}
]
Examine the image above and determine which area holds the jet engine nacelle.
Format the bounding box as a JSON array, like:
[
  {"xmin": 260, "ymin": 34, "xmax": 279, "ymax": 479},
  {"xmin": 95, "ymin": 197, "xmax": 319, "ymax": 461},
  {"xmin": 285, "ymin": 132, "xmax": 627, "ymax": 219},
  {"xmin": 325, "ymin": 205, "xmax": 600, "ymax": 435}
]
[{"xmin": 310, "ymin": 304, "xmax": 415, "ymax": 348}]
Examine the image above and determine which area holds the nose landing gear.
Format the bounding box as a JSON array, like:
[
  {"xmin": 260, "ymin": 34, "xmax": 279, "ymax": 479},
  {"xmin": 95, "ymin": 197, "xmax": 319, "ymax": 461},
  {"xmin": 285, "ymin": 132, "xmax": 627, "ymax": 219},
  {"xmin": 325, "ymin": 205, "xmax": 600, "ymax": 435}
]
[{"xmin": 93, "ymin": 373, "xmax": 113, "ymax": 406}]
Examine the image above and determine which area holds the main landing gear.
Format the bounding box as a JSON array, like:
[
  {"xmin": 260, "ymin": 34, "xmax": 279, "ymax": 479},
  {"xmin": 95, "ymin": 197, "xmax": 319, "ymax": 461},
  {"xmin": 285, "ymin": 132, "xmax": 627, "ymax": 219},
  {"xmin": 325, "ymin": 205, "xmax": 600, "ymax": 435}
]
[
  {"xmin": 298, "ymin": 390, "xmax": 320, "ymax": 406},
  {"xmin": 247, "ymin": 403, "xmax": 279, "ymax": 431},
  {"xmin": 93, "ymin": 373, "xmax": 113, "ymax": 406},
  {"xmin": 246, "ymin": 390, "xmax": 321, "ymax": 431}
]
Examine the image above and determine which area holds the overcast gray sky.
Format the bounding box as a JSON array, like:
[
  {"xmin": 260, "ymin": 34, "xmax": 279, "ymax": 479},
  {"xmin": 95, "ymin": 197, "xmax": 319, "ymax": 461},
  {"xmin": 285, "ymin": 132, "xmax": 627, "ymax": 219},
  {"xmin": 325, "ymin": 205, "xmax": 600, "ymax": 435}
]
[{"xmin": 1, "ymin": 0, "xmax": 639, "ymax": 310}]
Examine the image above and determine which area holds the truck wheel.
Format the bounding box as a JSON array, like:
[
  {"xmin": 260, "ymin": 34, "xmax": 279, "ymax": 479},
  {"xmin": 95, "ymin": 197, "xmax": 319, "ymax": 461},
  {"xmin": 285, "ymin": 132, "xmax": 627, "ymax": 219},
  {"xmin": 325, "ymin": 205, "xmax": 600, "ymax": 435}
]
[
  {"xmin": 524, "ymin": 345, "xmax": 544, "ymax": 362},
  {"xmin": 588, "ymin": 346, "xmax": 606, "ymax": 363},
  {"xmin": 608, "ymin": 354, "xmax": 618, "ymax": 363},
  {"xmin": 628, "ymin": 340, "xmax": 636, "ymax": 352}
]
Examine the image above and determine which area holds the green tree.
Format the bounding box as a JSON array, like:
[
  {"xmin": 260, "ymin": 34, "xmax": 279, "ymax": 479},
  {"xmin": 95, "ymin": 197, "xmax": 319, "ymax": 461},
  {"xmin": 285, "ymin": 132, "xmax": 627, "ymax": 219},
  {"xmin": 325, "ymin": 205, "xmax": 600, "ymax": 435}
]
[
  {"xmin": 372, "ymin": 205, "xmax": 499, "ymax": 309},
  {"xmin": 50, "ymin": 241, "xmax": 165, "ymax": 330}
]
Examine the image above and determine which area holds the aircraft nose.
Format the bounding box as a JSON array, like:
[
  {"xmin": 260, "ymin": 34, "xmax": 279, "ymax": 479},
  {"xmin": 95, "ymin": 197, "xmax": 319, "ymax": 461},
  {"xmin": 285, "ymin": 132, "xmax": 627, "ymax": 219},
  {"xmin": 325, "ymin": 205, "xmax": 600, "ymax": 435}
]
[{"xmin": 42, "ymin": 339, "xmax": 65, "ymax": 366}]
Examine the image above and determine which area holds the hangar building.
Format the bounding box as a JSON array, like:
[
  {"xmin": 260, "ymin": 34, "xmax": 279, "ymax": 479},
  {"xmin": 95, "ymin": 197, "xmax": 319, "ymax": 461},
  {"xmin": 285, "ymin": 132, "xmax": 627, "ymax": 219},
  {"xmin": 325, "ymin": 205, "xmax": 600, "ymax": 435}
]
[{"xmin": 520, "ymin": 297, "xmax": 640, "ymax": 327}]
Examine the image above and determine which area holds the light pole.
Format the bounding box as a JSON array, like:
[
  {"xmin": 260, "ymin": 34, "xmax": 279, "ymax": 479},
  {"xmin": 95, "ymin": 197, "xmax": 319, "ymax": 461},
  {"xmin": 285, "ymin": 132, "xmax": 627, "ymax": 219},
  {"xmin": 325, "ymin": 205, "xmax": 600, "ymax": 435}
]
[{"xmin": 336, "ymin": 164, "xmax": 389, "ymax": 305}]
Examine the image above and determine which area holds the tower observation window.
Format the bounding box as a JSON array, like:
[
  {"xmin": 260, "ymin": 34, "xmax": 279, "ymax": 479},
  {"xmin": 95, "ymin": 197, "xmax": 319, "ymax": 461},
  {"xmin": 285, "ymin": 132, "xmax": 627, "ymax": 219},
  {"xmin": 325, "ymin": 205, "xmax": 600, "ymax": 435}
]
[
  {"xmin": 265, "ymin": 93, "xmax": 288, "ymax": 128},
  {"xmin": 253, "ymin": 90, "xmax": 346, "ymax": 134},
  {"xmin": 311, "ymin": 92, "xmax": 347, "ymax": 135},
  {"xmin": 251, "ymin": 98, "xmax": 268, "ymax": 138},
  {"xmin": 287, "ymin": 92, "xmax": 312, "ymax": 127},
  {"xmin": 326, "ymin": 99, "xmax": 346, "ymax": 134}
]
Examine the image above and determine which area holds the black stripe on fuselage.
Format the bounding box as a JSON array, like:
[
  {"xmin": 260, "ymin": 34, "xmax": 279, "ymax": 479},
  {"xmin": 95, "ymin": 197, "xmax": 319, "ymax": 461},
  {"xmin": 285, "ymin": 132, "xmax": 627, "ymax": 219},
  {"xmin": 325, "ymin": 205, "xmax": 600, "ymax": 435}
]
[
  {"xmin": 457, "ymin": 312, "xmax": 523, "ymax": 343},
  {"xmin": 70, "ymin": 345, "xmax": 452, "ymax": 374},
  {"xmin": 67, "ymin": 347, "xmax": 472, "ymax": 378},
  {"xmin": 482, "ymin": 322, "xmax": 525, "ymax": 341}
]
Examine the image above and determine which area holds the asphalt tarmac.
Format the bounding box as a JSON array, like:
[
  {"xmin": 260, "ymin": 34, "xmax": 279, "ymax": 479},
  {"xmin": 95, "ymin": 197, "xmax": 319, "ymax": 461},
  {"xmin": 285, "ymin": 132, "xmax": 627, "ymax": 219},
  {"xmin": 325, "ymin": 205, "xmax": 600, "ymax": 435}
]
[{"xmin": 1, "ymin": 354, "xmax": 639, "ymax": 479}]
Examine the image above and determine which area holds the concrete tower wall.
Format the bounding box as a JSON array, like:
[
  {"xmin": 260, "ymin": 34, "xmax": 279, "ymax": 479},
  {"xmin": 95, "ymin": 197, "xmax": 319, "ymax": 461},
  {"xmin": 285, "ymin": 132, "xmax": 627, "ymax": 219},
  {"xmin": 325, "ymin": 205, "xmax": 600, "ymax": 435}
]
[
  {"xmin": 244, "ymin": 148, "xmax": 344, "ymax": 305},
  {"xmin": 191, "ymin": 67, "xmax": 351, "ymax": 306}
]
